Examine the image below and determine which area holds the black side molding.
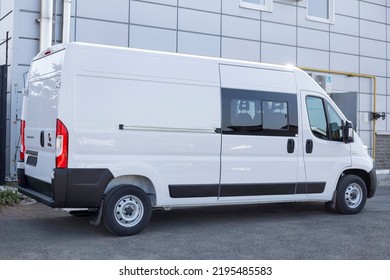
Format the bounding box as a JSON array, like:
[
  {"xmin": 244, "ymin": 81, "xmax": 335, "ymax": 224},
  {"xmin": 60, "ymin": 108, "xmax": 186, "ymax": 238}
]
[{"xmin": 169, "ymin": 182, "xmax": 326, "ymax": 198}]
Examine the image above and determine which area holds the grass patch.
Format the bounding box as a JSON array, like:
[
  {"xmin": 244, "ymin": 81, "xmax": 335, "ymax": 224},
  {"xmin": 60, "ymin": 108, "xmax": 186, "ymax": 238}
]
[{"xmin": 0, "ymin": 188, "xmax": 21, "ymax": 207}]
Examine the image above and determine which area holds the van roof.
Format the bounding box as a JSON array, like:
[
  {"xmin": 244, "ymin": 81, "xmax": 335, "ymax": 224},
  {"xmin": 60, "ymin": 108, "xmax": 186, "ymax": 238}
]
[{"xmin": 37, "ymin": 41, "xmax": 300, "ymax": 74}]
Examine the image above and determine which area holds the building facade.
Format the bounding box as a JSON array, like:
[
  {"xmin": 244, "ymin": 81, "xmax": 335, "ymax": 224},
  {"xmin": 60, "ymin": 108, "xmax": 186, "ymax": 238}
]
[{"xmin": 0, "ymin": 0, "xmax": 389, "ymax": 179}]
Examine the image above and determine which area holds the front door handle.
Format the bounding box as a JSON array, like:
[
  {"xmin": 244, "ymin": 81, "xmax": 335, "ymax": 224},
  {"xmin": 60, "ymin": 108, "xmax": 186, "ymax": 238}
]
[
  {"xmin": 287, "ymin": 139, "xmax": 295, "ymax": 153},
  {"xmin": 306, "ymin": 139, "xmax": 313, "ymax": 154}
]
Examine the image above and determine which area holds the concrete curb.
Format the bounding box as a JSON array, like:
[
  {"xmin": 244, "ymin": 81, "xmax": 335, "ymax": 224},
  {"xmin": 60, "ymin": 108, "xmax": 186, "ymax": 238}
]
[
  {"xmin": 377, "ymin": 169, "xmax": 390, "ymax": 187},
  {"xmin": 377, "ymin": 174, "xmax": 390, "ymax": 187}
]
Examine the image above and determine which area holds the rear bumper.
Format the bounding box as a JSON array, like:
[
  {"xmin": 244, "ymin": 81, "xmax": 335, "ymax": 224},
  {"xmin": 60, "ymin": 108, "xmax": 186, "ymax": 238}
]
[{"xmin": 18, "ymin": 165, "xmax": 114, "ymax": 208}]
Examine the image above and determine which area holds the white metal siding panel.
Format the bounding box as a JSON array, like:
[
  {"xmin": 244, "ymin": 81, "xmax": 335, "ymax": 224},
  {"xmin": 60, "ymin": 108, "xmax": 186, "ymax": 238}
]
[
  {"xmin": 221, "ymin": 37, "xmax": 260, "ymax": 62},
  {"xmin": 261, "ymin": 43, "xmax": 296, "ymax": 65},
  {"xmin": 178, "ymin": 8, "xmax": 221, "ymax": 36},
  {"xmin": 178, "ymin": 32, "xmax": 220, "ymax": 57},
  {"xmin": 222, "ymin": 15, "xmax": 260, "ymax": 41},
  {"xmin": 130, "ymin": 25, "xmax": 176, "ymax": 52},
  {"xmin": 130, "ymin": 1, "xmax": 177, "ymax": 29},
  {"xmin": 76, "ymin": 18, "xmax": 128, "ymax": 47},
  {"xmin": 179, "ymin": 0, "xmax": 221, "ymax": 13},
  {"xmin": 77, "ymin": 0, "xmax": 129, "ymax": 23}
]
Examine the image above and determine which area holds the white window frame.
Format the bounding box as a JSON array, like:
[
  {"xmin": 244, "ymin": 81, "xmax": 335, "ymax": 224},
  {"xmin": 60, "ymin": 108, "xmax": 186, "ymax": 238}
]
[
  {"xmin": 240, "ymin": 0, "xmax": 273, "ymax": 13},
  {"xmin": 306, "ymin": 0, "xmax": 335, "ymax": 24}
]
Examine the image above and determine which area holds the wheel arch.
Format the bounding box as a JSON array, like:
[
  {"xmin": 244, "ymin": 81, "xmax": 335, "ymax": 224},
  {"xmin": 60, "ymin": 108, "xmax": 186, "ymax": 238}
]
[{"xmin": 104, "ymin": 175, "xmax": 157, "ymax": 206}]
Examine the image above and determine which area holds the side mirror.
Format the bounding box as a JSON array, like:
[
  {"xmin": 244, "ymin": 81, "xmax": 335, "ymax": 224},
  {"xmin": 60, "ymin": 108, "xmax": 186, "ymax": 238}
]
[{"xmin": 343, "ymin": 120, "xmax": 354, "ymax": 143}]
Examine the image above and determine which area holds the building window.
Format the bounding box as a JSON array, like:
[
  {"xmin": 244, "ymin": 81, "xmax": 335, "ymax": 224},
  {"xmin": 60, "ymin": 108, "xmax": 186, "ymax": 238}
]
[
  {"xmin": 307, "ymin": 0, "xmax": 334, "ymax": 24},
  {"xmin": 240, "ymin": 0, "xmax": 273, "ymax": 12}
]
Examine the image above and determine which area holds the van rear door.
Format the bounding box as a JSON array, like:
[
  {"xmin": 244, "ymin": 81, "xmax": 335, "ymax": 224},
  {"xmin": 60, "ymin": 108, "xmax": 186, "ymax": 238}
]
[{"xmin": 22, "ymin": 50, "xmax": 64, "ymax": 187}]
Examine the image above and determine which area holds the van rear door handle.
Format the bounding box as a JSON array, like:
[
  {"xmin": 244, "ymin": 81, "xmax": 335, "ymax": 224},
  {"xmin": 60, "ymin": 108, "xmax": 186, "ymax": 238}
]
[
  {"xmin": 40, "ymin": 130, "xmax": 45, "ymax": 147},
  {"xmin": 287, "ymin": 139, "xmax": 295, "ymax": 153},
  {"xmin": 306, "ymin": 139, "xmax": 313, "ymax": 154}
]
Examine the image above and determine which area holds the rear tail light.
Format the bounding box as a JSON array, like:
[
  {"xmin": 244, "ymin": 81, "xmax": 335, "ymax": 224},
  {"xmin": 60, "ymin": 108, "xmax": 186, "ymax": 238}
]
[
  {"xmin": 56, "ymin": 119, "xmax": 69, "ymax": 168},
  {"xmin": 20, "ymin": 120, "xmax": 26, "ymax": 161}
]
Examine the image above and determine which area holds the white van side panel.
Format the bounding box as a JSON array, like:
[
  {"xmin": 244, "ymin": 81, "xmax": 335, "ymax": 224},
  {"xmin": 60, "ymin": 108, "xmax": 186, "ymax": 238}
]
[
  {"xmin": 61, "ymin": 47, "xmax": 223, "ymax": 206},
  {"xmin": 73, "ymin": 75, "xmax": 220, "ymax": 131},
  {"xmin": 75, "ymin": 45, "xmax": 220, "ymax": 86},
  {"xmin": 220, "ymin": 64, "xmax": 297, "ymax": 93}
]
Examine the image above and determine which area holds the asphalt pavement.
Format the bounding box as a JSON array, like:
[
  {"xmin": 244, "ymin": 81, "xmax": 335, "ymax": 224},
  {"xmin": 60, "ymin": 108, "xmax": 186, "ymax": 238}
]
[{"xmin": 0, "ymin": 182, "xmax": 389, "ymax": 260}]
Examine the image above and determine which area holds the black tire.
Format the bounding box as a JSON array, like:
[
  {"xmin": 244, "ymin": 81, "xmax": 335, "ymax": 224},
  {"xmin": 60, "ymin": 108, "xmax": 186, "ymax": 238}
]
[
  {"xmin": 335, "ymin": 175, "xmax": 367, "ymax": 214},
  {"xmin": 103, "ymin": 185, "xmax": 152, "ymax": 236}
]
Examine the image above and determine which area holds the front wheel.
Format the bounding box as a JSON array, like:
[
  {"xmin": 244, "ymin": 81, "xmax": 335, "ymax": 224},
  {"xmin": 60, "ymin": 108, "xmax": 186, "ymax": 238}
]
[
  {"xmin": 335, "ymin": 175, "xmax": 367, "ymax": 214},
  {"xmin": 103, "ymin": 185, "xmax": 152, "ymax": 236}
]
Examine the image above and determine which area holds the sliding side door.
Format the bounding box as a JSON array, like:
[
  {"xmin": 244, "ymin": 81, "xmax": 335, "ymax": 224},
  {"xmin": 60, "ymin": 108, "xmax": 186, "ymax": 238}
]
[{"xmin": 218, "ymin": 64, "xmax": 306, "ymax": 203}]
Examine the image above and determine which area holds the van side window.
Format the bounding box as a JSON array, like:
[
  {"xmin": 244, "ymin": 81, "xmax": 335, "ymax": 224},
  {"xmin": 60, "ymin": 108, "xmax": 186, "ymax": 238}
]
[
  {"xmin": 262, "ymin": 101, "xmax": 288, "ymax": 130},
  {"xmin": 222, "ymin": 88, "xmax": 298, "ymax": 137},
  {"xmin": 231, "ymin": 99, "xmax": 256, "ymax": 127},
  {"xmin": 306, "ymin": 96, "xmax": 344, "ymax": 141},
  {"xmin": 326, "ymin": 102, "xmax": 344, "ymax": 142}
]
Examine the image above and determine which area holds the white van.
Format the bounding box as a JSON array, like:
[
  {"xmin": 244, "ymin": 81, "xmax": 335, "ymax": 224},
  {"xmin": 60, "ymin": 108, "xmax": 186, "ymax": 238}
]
[{"xmin": 18, "ymin": 42, "xmax": 377, "ymax": 236}]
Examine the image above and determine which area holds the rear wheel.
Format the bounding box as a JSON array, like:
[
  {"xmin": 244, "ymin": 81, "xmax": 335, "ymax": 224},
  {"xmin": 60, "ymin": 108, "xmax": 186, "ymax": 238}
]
[
  {"xmin": 335, "ymin": 175, "xmax": 367, "ymax": 214},
  {"xmin": 103, "ymin": 185, "xmax": 152, "ymax": 236}
]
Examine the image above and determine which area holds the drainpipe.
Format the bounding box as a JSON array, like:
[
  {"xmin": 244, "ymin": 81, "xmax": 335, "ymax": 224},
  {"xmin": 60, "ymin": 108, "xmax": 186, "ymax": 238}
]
[
  {"xmin": 299, "ymin": 67, "xmax": 377, "ymax": 159},
  {"xmin": 39, "ymin": 0, "xmax": 54, "ymax": 52},
  {"xmin": 62, "ymin": 0, "xmax": 72, "ymax": 43}
]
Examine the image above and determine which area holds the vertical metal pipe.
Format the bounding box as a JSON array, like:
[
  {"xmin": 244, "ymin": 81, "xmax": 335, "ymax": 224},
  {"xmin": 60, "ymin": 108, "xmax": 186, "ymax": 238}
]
[
  {"xmin": 40, "ymin": 0, "xmax": 54, "ymax": 52},
  {"xmin": 62, "ymin": 0, "xmax": 72, "ymax": 44},
  {"xmin": 53, "ymin": 0, "xmax": 57, "ymax": 45},
  {"xmin": 5, "ymin": 31, "xmax": 9, "ymax": 66}
]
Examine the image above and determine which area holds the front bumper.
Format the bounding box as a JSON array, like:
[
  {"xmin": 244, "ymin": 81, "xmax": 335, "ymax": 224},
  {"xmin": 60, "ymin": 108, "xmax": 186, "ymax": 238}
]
[{"xmin": 368, "ymin": 167, "xmax": 377, "ymax": 198}]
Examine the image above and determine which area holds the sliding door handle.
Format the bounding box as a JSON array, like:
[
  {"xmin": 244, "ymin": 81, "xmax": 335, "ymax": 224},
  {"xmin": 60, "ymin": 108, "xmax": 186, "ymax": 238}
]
[{"xmin": 287, "ymin": 139, "xmax": 295, "ymax": 153}]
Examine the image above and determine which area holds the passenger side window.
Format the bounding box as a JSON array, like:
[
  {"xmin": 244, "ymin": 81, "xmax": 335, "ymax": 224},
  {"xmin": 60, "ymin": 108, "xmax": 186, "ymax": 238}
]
[
  {"xmin": 306, "ymin": 96, "xmax": 343, "ymax": 141},
  {"xmin": 262, "ymin": 101, "xmax": 288, "ymax": 130},
  {"xmin": 222, "ymin": 88, "xmax": 298, "ymax": 137},
  {"xmin": 231, "ymin": 99, "xmax": 257, "ymax": 127},
  {"xmin": 326, "ymin": 102, "xmax": 344, "ymax": 142}
]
